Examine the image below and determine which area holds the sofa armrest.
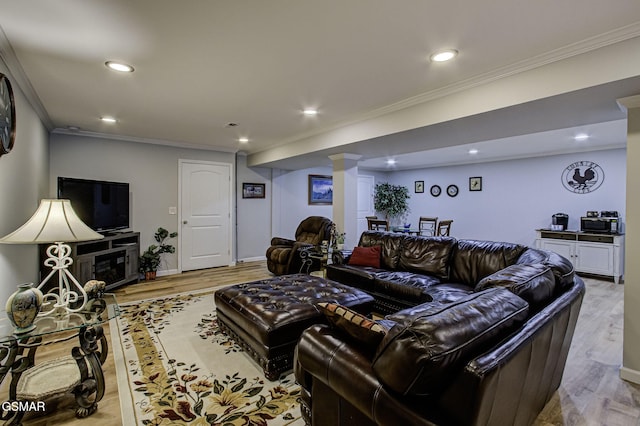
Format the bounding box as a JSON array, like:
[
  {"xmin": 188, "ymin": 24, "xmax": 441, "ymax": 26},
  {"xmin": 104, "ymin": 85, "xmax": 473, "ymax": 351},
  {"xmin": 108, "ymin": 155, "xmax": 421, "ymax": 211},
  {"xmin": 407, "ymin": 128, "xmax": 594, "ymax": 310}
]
[
  {"xmin": 294, "ymin": 324, "xmax": 437, "ymax": 426},
  {"xmin": 331, "ymin": 249, "xmax": 353, "ymax": 265},
  {"xmin": 437, "ymin": 277, "xmax": 585, "ymax": 426}
]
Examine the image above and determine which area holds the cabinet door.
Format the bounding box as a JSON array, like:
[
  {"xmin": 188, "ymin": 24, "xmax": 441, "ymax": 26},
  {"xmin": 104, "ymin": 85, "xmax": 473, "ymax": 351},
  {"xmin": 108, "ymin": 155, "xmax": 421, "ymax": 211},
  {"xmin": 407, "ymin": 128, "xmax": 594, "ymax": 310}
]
[
  {"xmin": 574, "ymin": 242, "xmax": 614, "ymax": 275},
  {"xmin": 539, "ymin": 240, "xmax": 575, "ymax": 264},
  {"xmin": 75, "ymin": 256, "xmax": 95, "ymax": 284},
  {"xmin": 125, "ymin": 246, "xmax": 139, "ymax": 280}
]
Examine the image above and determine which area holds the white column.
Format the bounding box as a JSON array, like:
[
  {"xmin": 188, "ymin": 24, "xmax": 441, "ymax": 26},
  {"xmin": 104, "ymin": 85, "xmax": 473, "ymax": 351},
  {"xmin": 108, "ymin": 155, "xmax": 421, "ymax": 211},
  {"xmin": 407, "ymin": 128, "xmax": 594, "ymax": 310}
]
[
  {"xmin": 619, "ymin": 94, "xmax": 640, "ymax": 384},
  {"xmin": 329, "ymin": 154, "xmax": 362, "ymax": 249}
]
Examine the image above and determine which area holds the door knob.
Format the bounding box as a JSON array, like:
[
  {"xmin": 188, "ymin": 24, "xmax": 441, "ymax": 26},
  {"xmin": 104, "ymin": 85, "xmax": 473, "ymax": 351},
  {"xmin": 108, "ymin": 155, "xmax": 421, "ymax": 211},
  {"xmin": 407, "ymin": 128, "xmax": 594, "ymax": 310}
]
[{"xmin": 183, "ymin": 220, "xmax": 188, "ymax": 224}]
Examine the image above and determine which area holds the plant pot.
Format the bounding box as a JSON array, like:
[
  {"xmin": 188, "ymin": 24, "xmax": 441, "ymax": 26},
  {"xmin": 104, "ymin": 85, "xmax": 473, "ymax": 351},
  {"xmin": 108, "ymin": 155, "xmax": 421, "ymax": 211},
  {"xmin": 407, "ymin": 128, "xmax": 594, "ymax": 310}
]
[
  {"xmin": 145, "ymin": 271, "xmax": 157, "ymax": 281},
  {"xmin": 6, "ymin": 283, "xmax": 44, "ymax": 334}
]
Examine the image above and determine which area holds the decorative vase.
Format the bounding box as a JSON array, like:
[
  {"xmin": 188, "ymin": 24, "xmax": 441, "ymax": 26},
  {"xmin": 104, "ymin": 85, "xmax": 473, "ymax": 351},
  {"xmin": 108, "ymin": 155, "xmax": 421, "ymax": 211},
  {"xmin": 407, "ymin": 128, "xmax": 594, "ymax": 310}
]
[{"xmin": 5, "ymin": 283, "xmax": 44, "ymax": 334}]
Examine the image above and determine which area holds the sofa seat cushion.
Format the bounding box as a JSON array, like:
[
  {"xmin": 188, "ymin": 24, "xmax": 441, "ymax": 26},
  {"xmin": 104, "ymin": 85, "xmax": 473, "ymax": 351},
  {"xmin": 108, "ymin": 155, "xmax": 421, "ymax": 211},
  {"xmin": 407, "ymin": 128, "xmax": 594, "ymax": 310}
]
[
  {"xmin": 450, "ymin": 239, "xmax": 526, "ymax": 286},
  {"xmin": 373, "ymin": 271, "xmax": 441, "ymax": 303},
  {"xmin": 475, "ymin": 263, "xmax": 555, "ymax": 312},
  {"xmin": 372, "ymin": 288, "xmax": 529, "ymax": 396},
  {"xmin": 424, "ymin": 282, "xmax": 475, "ymax": 304},
  {"xmin": 398, "ymin": 236, "xmax": 456, "ymax": 279}
]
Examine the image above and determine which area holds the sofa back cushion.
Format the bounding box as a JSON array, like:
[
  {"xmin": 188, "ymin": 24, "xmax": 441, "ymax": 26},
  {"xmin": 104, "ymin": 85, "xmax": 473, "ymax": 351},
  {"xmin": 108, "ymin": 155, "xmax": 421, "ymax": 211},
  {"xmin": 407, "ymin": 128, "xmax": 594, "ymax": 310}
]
[
  {"xmin": 372, "ymin": 288, "xmax": 529, "ymax": 396},
  {"xmin": 450, "ymin": 240, "xmax": 526, "ymax": 286},
  {"xmin": 475, "ymin": 263, "xmax": 555, "ymax": 312},
  {"xmin": 516, "ymin": 247, "xmax": 576, "ymax": 293},
  {"xmin": 398, "ymin": 236, "xmax": 456, "ymax": 279},
  {"xmin": 359, "ymin": 231, "xmax": 404, "ymax": 270}
]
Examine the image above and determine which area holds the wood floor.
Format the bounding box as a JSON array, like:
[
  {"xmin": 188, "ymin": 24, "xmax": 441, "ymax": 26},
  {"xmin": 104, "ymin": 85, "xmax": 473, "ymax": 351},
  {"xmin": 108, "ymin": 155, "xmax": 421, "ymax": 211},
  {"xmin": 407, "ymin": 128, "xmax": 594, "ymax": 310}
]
[{"xmin": 3, "ymin": 262, "xmax": 639, "ymax": 425}]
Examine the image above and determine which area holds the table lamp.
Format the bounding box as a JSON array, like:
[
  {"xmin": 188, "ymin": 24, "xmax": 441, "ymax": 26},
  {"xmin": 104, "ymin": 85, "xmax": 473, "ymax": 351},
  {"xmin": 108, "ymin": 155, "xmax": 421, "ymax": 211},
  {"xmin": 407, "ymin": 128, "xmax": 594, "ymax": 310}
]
[{"xmin": 0, "ymin": 199, "xmax": 104, "ymax": 314}]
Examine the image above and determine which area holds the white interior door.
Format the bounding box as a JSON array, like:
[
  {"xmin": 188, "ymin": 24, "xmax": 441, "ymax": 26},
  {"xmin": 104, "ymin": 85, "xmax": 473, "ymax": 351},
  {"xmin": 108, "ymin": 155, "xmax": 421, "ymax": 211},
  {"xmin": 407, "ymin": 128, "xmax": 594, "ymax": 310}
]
[
  {"xmin": 357, "ymin": 175, "xmax": 375, "ymax": 241},
  {"xmin": 179, "ymin": 160, "xmax": 232, "ymax": 271}
]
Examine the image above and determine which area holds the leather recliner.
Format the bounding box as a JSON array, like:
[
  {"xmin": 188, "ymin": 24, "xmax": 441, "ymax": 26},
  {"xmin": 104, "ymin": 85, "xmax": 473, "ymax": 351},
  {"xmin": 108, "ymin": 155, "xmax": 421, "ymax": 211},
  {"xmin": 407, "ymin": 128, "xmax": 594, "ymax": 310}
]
[{"xmin": 266, "ymin": 216, "xmax": 334, "ymax": 275}]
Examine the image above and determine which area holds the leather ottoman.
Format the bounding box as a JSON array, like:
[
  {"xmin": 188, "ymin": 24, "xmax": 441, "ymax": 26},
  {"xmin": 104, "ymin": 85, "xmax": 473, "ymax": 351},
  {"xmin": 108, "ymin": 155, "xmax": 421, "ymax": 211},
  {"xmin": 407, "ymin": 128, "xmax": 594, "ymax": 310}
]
[{"xmin": 214, "ymin": 274, "xmax": 374, "ymax": 380}]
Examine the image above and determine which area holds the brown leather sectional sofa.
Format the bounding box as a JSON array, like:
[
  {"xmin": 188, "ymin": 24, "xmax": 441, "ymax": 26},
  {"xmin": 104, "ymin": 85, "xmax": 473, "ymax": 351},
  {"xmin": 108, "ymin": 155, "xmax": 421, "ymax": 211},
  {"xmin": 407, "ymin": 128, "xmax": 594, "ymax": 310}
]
[{"xmin": 294, "ymin": 230, "xmax": 585, "ymax": 426}]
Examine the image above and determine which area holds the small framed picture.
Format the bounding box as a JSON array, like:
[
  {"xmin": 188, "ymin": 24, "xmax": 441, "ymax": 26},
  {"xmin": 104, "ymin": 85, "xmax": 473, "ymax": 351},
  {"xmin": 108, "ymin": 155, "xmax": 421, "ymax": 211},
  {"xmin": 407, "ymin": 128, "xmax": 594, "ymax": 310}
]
[
  {"xmin": 308, "ymin": 174, "xmax": 333, "ymax": 205},
  {"xmin": 242, "ymin": 182, "xmax": 266, "ymax": 199},
  {"xmin": 415, "ymin": 180, "xmax": 424, "ymax": 193},
  {"xmin": 469, "ymin": 176, "xmax": 482, "ymax": 191}
]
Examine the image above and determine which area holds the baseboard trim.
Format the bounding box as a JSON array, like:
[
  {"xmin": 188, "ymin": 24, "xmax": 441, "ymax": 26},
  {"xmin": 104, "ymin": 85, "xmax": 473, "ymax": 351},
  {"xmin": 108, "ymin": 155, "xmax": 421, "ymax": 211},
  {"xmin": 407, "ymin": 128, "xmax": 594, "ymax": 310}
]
[
  {"xmin": 620, "ymin": 366, "xmax": 640, "ymax": 384},
  {"xmin": 156, "ymin": 269, "xmax": 179, "ymax": 277},
  {"xmin": 238, "ymin": 256, "xmax": 267, "ymax": 263}
]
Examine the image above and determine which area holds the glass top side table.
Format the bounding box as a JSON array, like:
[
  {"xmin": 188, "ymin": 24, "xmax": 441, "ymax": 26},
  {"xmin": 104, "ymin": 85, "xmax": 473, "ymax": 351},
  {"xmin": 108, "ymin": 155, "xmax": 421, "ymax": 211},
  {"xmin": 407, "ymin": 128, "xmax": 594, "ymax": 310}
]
[{"xmin": 0, "ymin": 294, "xmax": 119, "ymax": 424}]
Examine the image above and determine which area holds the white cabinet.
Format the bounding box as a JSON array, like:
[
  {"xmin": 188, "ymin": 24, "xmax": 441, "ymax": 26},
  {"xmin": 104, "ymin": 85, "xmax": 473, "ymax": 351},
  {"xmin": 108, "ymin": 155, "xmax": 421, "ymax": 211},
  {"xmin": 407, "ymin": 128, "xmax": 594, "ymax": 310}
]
[{"xmin": 536, "ymin": 230, "xmax": 624, "ymax": 283}]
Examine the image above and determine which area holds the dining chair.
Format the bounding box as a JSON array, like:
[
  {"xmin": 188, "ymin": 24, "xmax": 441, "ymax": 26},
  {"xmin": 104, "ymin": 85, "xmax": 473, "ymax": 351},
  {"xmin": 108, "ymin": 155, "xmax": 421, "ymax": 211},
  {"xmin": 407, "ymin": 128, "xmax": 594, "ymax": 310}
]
[
  {"xmin": 418, "ymin": 217, "xmax": 438, "ymax": 236},
  {"xmin": 436, "ymin": 219, "xmax": 453, "ymax": 236},
  {"xmin": 368, "ymin": 218, "xmax": 389, "ymax": 231}
]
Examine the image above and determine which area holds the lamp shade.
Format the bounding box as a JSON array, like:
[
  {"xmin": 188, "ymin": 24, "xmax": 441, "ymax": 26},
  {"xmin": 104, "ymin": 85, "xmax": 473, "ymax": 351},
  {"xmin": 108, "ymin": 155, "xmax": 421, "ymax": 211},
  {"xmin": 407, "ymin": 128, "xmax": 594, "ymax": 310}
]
[{"xmin": 0, "ymin": 199, "xmax": 104, "ymax": 244}]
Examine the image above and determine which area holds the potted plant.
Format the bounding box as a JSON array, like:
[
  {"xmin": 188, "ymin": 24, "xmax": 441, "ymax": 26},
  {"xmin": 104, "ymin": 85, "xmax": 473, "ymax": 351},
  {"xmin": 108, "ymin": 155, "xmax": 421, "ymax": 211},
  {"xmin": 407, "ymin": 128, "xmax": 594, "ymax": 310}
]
[
  {"xmin": 139, "ymin": 227, "xmax": 178, "ymax": 280},
  {"xmin": 373, "ymin": 182, "xmax": 410, "ymax": 224},
  {"xmin": 330, "ymin": 223, "xmax": 346, "ymax": 250}
]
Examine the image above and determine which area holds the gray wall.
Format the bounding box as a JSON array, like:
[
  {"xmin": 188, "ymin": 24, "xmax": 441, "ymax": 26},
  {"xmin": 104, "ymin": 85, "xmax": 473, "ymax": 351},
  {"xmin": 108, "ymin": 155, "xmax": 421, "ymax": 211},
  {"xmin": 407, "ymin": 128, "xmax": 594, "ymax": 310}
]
[
  {"xmin": 49, "ymin": 133, "xmax": 234, "ymax": 274},
  {"xmin": 271, "ymin": 149, "xmax": 625, "ymax": 249},
  {"xmin": 0, "ymin": 61, "xmax": 49, "ymax": 304},
  {"xmin": 386, "ymin": 149, "xmax": 626, "ymax": 246}
]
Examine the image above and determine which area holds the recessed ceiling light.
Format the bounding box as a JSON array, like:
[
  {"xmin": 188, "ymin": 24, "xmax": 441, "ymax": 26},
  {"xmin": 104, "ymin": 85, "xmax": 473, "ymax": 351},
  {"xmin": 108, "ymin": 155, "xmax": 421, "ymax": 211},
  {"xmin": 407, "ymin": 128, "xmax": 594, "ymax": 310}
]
[
  {"xmin": 303, "ymin": 109, "xmax": 318, "ymax": 116},
  {"xmin": 430, "ymin": 49, "xmax": 458, "ymax": 62},
  {"xmin": 468, "ymin": 148, "xmax": 479, "ymax": 155},
  {"xmin": 574, "ymin": 133, "xmax": 589, "ymax": 141},
  {"xmin": 105, "ymin": 61, "xmax": 134, "ymax": 73},
  {"xmin": 100, "ymin": 116, "xmax": 117, "ymax": 123},
  {"xmin": 238, "ymin": 137, "xmax": 249, "ymax": 143},
  {"xmin": 386, "ymin": 159, "xmax": 397, "ymax": 166}
]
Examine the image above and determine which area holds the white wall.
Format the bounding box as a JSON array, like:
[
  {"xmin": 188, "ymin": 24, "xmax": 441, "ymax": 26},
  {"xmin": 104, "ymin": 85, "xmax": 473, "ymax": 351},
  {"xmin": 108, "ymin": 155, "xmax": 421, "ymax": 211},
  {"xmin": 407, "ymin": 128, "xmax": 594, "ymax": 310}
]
[
  {"xmin": 0, "ymin": 61, "xmax": 49, "ymax": 305},
  {"xmin": 236, "ymin": 153, "xmax": 272, "ymax": 261},
  {"xmin": 271, "ymin": 167, "xmax": 334, "ymax": 239},
  {"xmin": 386, "ymin": 149, "xmax": 626, "ymax": 246},
  {"xmin": 49, "ymin": 134, "xmax": 234, "ymax": 274}
]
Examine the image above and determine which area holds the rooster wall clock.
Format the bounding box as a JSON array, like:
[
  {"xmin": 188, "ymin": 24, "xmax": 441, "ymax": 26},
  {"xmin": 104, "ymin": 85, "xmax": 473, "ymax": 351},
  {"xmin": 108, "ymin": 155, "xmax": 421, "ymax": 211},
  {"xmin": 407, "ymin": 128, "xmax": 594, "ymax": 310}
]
[{"xmin": 561, "ymin": 161, "xmax": 604, "ymax": 194}]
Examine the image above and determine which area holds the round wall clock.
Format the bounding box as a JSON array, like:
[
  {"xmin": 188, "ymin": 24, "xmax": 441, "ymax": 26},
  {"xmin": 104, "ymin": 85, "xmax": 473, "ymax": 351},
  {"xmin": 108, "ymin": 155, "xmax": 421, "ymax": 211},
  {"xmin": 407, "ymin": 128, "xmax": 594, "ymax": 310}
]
[
  {"xmin": 447, "ymin": 184, "xmax": 459, "ymax": 197},
  {"xmin": 430, "ymin": 185, "xmax": 441, "ymax": 197},
  {"xmin": 0, "ymin": 73, "xmax": 16, "ymax": 157}
]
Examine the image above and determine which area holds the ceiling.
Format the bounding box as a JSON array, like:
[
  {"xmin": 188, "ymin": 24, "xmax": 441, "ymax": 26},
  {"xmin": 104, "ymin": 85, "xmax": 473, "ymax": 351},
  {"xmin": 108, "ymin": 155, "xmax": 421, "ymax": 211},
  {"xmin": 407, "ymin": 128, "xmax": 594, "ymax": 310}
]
[{"xmin": 1, "ymin": 1, "xmax": 639, "ymax": 170}]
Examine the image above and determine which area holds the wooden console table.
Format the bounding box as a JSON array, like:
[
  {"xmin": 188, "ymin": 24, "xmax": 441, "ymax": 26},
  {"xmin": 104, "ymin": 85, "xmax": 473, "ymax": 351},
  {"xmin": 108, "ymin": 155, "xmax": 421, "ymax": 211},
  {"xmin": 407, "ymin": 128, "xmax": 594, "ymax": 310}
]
[{"xmin": 535, "ymin": 229, "xmax": 624, "ymax": 283}]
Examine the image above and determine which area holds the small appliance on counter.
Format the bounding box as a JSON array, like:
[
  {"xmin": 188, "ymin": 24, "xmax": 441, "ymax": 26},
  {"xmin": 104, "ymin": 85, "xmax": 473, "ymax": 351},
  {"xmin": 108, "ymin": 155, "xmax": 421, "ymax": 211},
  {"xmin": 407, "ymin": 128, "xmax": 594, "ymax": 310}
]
[
  {"xmin": 581, "ymin": 210, "xmax": 620, "ymax": 234},
  {"xmin": 551, "ymin": 213, "xmax": 569, "ymax": 231}
]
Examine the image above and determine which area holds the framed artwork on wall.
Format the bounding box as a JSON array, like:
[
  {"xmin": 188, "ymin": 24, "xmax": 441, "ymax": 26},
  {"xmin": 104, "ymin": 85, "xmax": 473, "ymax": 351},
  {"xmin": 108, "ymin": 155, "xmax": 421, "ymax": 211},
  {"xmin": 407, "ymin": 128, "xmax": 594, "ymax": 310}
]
[
  {"xmin": 242, "ymin": 182, "xmax": 266, "ymax": 198},
  {"xmin": 308, "ymin": 174, "xmax": 333, "ymax": 205},
  {"xmin": 415, "ymin": 181, "xmax": 424, "ymax": 193},
  {"xmin": 469, "ymin": 176, "xmax": 482, "ymax": 191}
]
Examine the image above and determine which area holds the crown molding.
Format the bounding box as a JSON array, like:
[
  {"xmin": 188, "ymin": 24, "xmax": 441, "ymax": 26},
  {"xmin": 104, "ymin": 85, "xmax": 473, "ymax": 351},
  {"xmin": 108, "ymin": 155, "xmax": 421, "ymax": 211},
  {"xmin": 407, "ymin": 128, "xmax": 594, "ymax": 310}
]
[
  {"xmin": 271, "ymin": 22, "xmax": 640, "ymax": 149},
  {"xmin": 51, "ymin": 128, "xmax": 238, "ymax": 153}
]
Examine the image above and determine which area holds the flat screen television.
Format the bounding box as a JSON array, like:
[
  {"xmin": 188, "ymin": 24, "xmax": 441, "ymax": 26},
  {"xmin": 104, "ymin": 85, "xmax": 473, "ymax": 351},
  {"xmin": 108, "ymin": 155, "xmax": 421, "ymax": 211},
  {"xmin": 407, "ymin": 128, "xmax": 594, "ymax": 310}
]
[{"xmin": 57, "ymin": 177, "xmax": 130, "ymax": 233}]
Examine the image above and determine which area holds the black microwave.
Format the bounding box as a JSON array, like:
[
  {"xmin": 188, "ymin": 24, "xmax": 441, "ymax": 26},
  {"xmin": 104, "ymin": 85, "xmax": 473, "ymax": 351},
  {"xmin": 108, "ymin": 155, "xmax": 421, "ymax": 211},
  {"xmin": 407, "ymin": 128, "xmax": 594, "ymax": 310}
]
[{"xmin": 581, "ymin": 217, "xmax": 619, "ymax": 234}]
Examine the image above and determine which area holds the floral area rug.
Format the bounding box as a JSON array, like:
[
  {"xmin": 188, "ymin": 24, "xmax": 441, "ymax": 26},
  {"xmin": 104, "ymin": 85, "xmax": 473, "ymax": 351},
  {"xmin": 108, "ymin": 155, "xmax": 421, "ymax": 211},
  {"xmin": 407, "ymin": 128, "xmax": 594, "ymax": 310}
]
[{"xmin": 110, "ymin": 290, "xmax": 303, "ymax": 426}]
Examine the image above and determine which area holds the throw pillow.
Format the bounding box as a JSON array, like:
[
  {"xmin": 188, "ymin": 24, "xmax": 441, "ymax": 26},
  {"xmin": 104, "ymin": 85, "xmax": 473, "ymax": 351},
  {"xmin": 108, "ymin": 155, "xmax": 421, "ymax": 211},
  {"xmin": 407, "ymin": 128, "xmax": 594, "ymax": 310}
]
[
  {"xmin": 348, "ymin": 245, "xmax": 382, "ymax": 268},
  {"xmin": 317, "ymin": 302, "xmax": 388, "ymax": 348}
]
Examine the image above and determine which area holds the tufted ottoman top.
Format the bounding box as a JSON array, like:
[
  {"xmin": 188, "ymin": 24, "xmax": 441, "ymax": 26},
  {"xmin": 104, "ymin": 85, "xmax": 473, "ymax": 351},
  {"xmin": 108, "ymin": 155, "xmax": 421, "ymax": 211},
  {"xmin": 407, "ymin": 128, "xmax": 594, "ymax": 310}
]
[{"xmin": 215, "ymin": 274, "xmax": 374, "ymax": 347}]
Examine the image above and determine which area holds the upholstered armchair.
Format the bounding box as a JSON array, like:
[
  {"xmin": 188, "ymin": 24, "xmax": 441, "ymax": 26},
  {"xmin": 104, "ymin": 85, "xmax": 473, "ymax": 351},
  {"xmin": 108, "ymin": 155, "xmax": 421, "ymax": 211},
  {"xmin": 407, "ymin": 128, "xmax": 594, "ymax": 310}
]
[{"xmin": 266, "ymin": 216, "xmax": 334, "ymax": 275}]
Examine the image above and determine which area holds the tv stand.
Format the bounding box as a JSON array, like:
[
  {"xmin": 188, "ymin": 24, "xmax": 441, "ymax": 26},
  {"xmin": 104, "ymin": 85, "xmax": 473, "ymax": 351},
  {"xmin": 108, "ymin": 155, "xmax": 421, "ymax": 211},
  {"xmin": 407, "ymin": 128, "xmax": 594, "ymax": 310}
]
[{"xmin": 39, "ymin": 231, "xmax": 140, "ymax": 291}]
